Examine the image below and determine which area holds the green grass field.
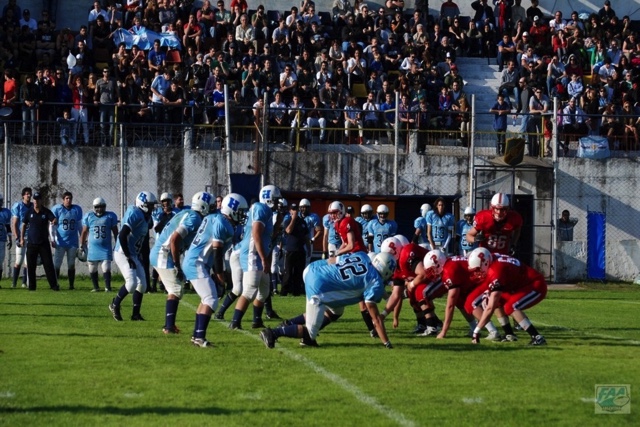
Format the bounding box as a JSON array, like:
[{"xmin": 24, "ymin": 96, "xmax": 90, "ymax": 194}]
[{"xmin": 1, "ymin": 279, "xmax": 638, "ymax": 427}]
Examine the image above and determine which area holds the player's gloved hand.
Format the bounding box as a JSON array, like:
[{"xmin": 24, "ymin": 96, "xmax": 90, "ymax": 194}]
[
  {"xmin": 174, "ymin": 266, "xmax": 185, "ymax": 282},
  {"xmin": 471, "ymin": 333, "xmax": 481, "ymax": 344},
  {"xmin": 475, "ymin": 231, "xmax": 485, "ymax": 243},
  {"xmin": 384, "ymin": 341, "xmax": 393, "ymax": 349},
  {"xmin": 126, "ymin": 257, "xmax": 136, "ymax": 269}
]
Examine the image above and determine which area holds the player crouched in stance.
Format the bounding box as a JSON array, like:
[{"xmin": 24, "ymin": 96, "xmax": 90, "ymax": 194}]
[
  {"xmin": 80, "ymin": 198, "xmax": 119, "ymax": 292},
  {"xmin": 436, "ymin": 248, "xmax": 503, "ymax": 340},
  {"xmin": 150, "ymin": 191, "xmax": 213, "ymax": 335},
  {"xmin": 259, "ymin": 252, "xmax": 397, "ymax": 349},
  {"xmin": 109, "ymin": 191, "xmax": 157, "ymax": 322},
  {"xmin": 470, "ymin": 253, "xmax": 548, "ymax": 346},
  {"xmin": 182, "ymin": 193, "xmax": 248, "ymax": 347}
]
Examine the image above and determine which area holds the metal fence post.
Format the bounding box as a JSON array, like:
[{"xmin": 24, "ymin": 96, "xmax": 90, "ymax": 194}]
[
  {"xmin": 224, "ymin": 84, "xmax": 232, "ymax": 192},
  {"xmin": 394, "ymin": 91, "xmax": 399, "ymax": 195}
]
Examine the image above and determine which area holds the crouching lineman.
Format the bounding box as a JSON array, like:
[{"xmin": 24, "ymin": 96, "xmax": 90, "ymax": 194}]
[
  {"xmin": 80, "ymin": 198, "xmax": 119, "ymax": 292},
  {"xmin": 150, "ymin": 191, "xmax": 213, "ymax": 334},
  {"xmin": 109, "ymin": 191, "xmax": 157, "ymax": 322},
  {"xmin": 182, "ymin": 193, "xmax": 248, "ymax": 347},
  {"xmin": 470, "ymin": 253, "xmax": 548, "ymax": 345},
  {"xmin": 259, "ymin": 252, "xmax": 397, "ymax": 348},
  {"xmin": 437, "ymin": 248, "xmax": 503, "ymax": 340}
]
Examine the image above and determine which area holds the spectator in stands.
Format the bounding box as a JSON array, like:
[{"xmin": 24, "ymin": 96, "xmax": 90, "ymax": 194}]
[
  {"xmin": 598, "ymin": 1, "xmax": 616, "ymax": 24},
  {"xmin": 560, "ymin": 97, "xmax": 589, "ymax": 155},
  {"xmin": 620, "ymin": 99, "xmax": 639, "ymax": 150},
  {"xmin": 148, "ymin": 39, "xmax": 166, "ymax": 74},
  {"xmin": 528, "ymin": 16, "xmax": 549, "ymax": 52},
  {"xmin": 183, "ymin": 13, "xmax": 203, "ymax": 53},
  {"xmin": 231, "ymin": 0, "xmax": 249, "ymax": 16},
  {"xmin": 269, "ymin": 91, "xmax": 288, "ymax": 144},
  {"xmin": 20, "ymin": 73, "xmax": 37, "ymax": 143},
  {"xmin": 528, "ymin": 86, "xmax": 550, "ymax": 155},
  {"xmin": 95, "ymin": 67, "xmax": 120, "ymax": 145},
  {"xmin": 567, "ymin": 73, "xmax": 584, "ymax": 102},
  {"xmin": 549, "ymin": 11, "xmax": 566, "ymax": 35},
  {"xmin": 466, "ymin": 21, "xmax": 483, "ymax": 57},
  {"xmin": 69, "ymin": 74, "xmax": 90, "ymax": 145},
  {"xmin": 288, "ymin": 93, "xmax": 305, "ymax": 146},
  {"xmin": 471, "ymin": 0, "xmax": 494, "ymax": 30},
  {"xmin": 499, "ymin": 60, "xmax": 520, "ymax": 101},
  {"xmin": 598, "ymin": 57, "xmax": 615, "ymax": 85},
  {"xmin": 251, "ymin": 5, "xmax": 269, "ymax": 40},
  {"xmin": 496, "ymin": 33, "xmax": 515, "ymax": 72},
  {"xmin": 547, "ymin": 54, "xmax": 567, "ymax": 98},
  {"xmin": 490, "ymin": 93, "xmax": 510, "ymax": 155},
  {"xmin": 448, "ymin": 17, "xmax": 468, "ymax": 56},
  {"xmin": 361, "ymin": 91, "xmax": 379, "ymax": 145},
  {"xmin": 344, "ymin": 96, "xmax": 363, "ymax": 144},
  {"xmin": 305, "ymin": 94, "xmax": 327, "ymax": 145},
  {"xmin": 143, "ymin": 0, "xmax": 160, "ymax": 29},
  {"xmin": 235, "ymin": 13, "xmax": 256, "ymax": 52}
]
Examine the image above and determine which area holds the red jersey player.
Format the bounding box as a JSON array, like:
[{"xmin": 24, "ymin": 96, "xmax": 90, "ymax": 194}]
[
  {"xmin": 437, "ymin": 248, "xmax": 502, "ymax": 340},
  {"xmin": 472, "ymin": 253, "xmax": 548, "ymax": 345},
  {"xmin": 328, "ymin": 201, "xmax": 368, "ymax": 257},
  {"xmin": 466, "ymin": 193, "xmax": 523, "ymax": 255}
]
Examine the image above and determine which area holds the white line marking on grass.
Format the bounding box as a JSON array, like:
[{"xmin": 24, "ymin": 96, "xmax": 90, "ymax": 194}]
[
  {"xmin": 530, "ymin": 320, "xmax": 640, "ymax": 345},
  {"xmin": 123, "ymin": 392, "xmax": 143, "ymax": 398},
  {"xmin": 0, "ymin": 391, "xmax": 15, "ymax": 398},
  {"xmin": 544, "ymin": 299, "xmax": 640, "ymax": 306},
  {"xmin": 580, "ymin": 397, "xmax": 596, "ymax": 403},
  {"xmin": 462, "ymin": 397, "xmax": 483, "ymax": 404},
  {"xmin": 181, "ymin": 301, "xmax": 417, "ymax": 427}
]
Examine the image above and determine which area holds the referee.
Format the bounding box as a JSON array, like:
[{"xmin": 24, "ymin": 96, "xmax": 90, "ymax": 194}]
[{"xmin": 20, "ymin": 191, "xmax": 59, "ymax": 291}]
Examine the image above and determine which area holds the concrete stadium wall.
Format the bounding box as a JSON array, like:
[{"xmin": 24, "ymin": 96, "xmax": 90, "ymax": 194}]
[{"xmin": 3, "ymin": 146, "xmax": 639, "ymax": 282}]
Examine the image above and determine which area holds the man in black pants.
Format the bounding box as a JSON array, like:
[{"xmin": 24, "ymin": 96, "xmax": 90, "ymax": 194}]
[
  {"xmin": 280, "ymin": 203, "xmax": 309, "ymax": 296},
  {"xmin": 20, "ymin": 191, "xmax": 59, "ymax": 291}
]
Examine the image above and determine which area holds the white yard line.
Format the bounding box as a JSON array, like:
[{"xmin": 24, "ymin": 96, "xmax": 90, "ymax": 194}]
[
  {"xmin": 530, "ymin": 320, "xmax": 640, "ymax": 345},
  {"xmin": 181, "ymin": 301, "xmax": 417, "ymax": 427},
  {"xmin": 544, "ymin": 299, "xmax": 640, "ymax": 305}
]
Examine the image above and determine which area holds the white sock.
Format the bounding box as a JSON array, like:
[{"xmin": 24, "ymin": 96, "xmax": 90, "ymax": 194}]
[
  {"xmin": 519, "ymin": 318, "xmax": 532, "ymax": 331},
  {"xmin": 497, "ymin": 316, "xmax": 510, "ymax": 327},
  {"xmin": 485, "ymin": 322, "xmax": 498, "ymax": 334}
]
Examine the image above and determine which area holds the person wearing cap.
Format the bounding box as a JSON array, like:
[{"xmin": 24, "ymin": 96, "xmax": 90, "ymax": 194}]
[
  {"xmin": 525, "ymin": 0, "xmax": 543, "ymax": 26},
  {"xmin": 18, "ymin": 9, "xmax": 37, "ymax": 31},
  {"xmin": 528, "ymin": 15, "xmax": 549, "ymax": 48},
  {"xmin": 598, "ymin": 0, "xmax": 616, "ymax": 24},
  {"xmin": 471, "ymin": 0, "xmax": 495, "ymax": 31},
  {"xmin": 21, "ymin": 191, "xmax": 59, "ymax": 291}
]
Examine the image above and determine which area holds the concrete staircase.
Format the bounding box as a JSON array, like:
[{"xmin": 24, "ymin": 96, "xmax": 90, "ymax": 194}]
[{"xmin": 455, "ymin": 56, "xmax": 521, "ymax": 147}]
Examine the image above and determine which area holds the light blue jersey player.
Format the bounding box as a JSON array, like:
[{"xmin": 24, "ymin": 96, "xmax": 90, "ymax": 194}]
[
  {"xmin": 0, "ymin": 193, "xmax": 12, "ymax": 281},
  {"xmin": 426, "ymin": 197, "xmax": 455, "ymax": 254},
  {"xmin": 355, "ymin": 204, "xmax": 373, "ymax": 243},
  {"xmin": 299, "ymin": 198, "xmax": 321, "ymax": 263},
  {"xmin": 109, "ymin": 191, "xmax": 157, "ymax": 322},
  {"xmin": 270, "ymin": 198, "xmax": 288, "ymax": 294},
  {"xmin": 51, "ymin": 191, "xmax": 84, "ymax": 289},
  {"xmin": 229, "ymin": 184, "xmax": 281, "ymax": 330},
  {"xmin": 456, "ymin": 206, "xmax": 478, "ymax": 256},
  {"xmin": 366, "ymin": 204, "xmax": 398, "ymax": 253},
  {"xmin": 413, "ymin": 203, "xmax": 431, "ymax": 248},
  {"xmin": 80, "ymin": 197, "xmax": 119, "ymax": 292},
  {"xmin": 322, "ymin": 213, "xmax": 342, "ymax": 257},
  {"xmin": 150, "ymin": 191, "xmax": 212, "ymax": 334},
  {"xmin": 182, "ymin": 193, "xmax": 248, "ymax": 347},
  {"xmin": 259, "ymin": 252, "xmax": 397, "ymax": 348},
  {"xmin": 10, "ymin": 187, "xmax": 33, "ymax": 288}
]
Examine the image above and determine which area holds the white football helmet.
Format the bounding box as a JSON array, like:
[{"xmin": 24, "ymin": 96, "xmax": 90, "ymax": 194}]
[
  {"xmin": 191, "ymin": 191, "xmax": 213, "ymax": 216},
  {"xmin": 467, "ymin": 247, "xmax": 493, "ymax": 281},
  {"xmin": 423, "ymin": 249, "xmax": 447, "ymax": 279},
  {"xmin": 77, "ymin": 246, "xmax": 87, "ymax": 262},
  {"xmin": 464, "ymin": 206, "xmax": 476, "ymax": 216},
  {"xmin": 394, "ymin": 234, "xmax": 410, "ymax": 247},
  {"xmin": 381, "ymin": 236, "xmax": 403, "ymax": 261},
  {"xmin": 328, "ymin": 201, "xmax": 345, "ymax": 222},
  {"xmin": 160, "ymin": 192, "xmax": 174, "ymax": 207},
  {"xmin": 259, "ymin": 184, "xmax": 282, "ymax": 209},
  {"xmin": 361, "ymin": 204, "xmax": 373, "ymax": 220},
  {"xmin": 376, "ymin": 204, "xmax": 389, "ymax": 221},
  {"xmin": 221, "ymin": 193, "xmax": 249, "ymax": 225},
  {"xmin": 279, "ymin": 198, "xmax": 288, "ymax": 214},
  {"xmin": 491, "ymin": 193, "xmax": 510, "ymax": 221},
  {"xmin": 372, "ymin": 252, "xmax": 398, "ymax": 281},
  {"xmin": 420, "ymin": 203, "xmax": 432, "ymax": 218},
  {"xmin": 299, "ymin": 198, "xmax": 311, "ymax": 216},
  {"xmin": 135, "ymin": 191, "xmax": 157, "ymax": 213},
  {"xmin": 93, "ymin": 197, "xmax": 107, "ymax": 216}
]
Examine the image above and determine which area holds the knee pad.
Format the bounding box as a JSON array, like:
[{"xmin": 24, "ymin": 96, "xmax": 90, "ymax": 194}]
[
  {"xmin": 202, "ymin": 294, "xmax": 219, "ymax": 312},
  {"xmin": 88, "ymin": 261, "xmax": 99, "ymax": 274},
  {"xmin": 102, "ymin": 260, "xmax": 111, "ymax": 273}
]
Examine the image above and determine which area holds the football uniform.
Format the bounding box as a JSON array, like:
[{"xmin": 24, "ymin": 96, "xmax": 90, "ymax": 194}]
[
  {"xmin": 394, "ymin": 243, "xmax": 428, "ymax": 280},
  {"xmin": 472, "ymin": 209, "xmax": 523, "ymax": 254},
  {"xmin": 323, "ymin": 213, "xmax": 342, "ymax": 255},
  {"xmin": 239, "ymin": 202, "xmax": 274, "ymax": 303},
  {"xmin": 0, "ymin": 207, "xmax": 11, "ymax": 268},
  {"xmin": 150, "ymin": 209, "xmax": 204, "ymax": 270},
  {"xmin": 183, "ymin": 213, "xmax": 235, "ymax": 281},
  {"xmin": 82, "ymin": 210, "xmax": 119, "ymax": 262},
  {"xmin": 336, "ymin": 216, "xmax": 368, "ymax": 254},
  {"xmin": 366, "ymin": 219, "xmax": 398, "ymax": 253},
  {"xmin": 426, "ymin": 210, "xmax": 455, "ymax": 249},
  {"xmin": 413, "ymin": 215, "xmax": 428, "ymax": 245},
  {"xmin": 115, "ymin": 205, "xmax": 151, "ymax": 257},
  {"xmin": 441, "ymin": 256, "xmax": 485, "ymax": 313},
  {"xmin": 456, "ymin": 219, "xmax": 477, "ymax": 255},
  {"xmin": 51, "ymin": 203, "xmax": 84, "ymax": 248},
  {"xmin": 11, "ymin": 201, "xmax": 33, "ymax": 266},
  {"xmin": 355, "ymin": 216, "xmax": 370, "ymax": 241}
]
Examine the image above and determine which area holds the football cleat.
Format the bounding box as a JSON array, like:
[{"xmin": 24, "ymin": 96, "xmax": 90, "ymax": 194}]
[
  {"xmin": 413, "ymin": 324, "xmax": 427, "ymax": 334},
  {"xmin": 192, "ymin": 338, "xmax": 213, "ymax": 348},
  {"xmin": 529, "ymin": 335, "xmax": 547, "ymax": 346},
  {"xmin": 228, "ymin": 321, "xmax": 242, "ymax": 330},
  {"xmin": 105, "ymin": 288, "xmax": 112, "ymax": 292},
  {"xmin": 163, "ymin": 325, "xmax": 180, "ymax": 334},
  {"xmin": 91, "ymin": 288, "xmax": 100, "ymax": 293},
  {"xmin": 213, "ymin": 312, "xmax": 224, "ymax": 320},
  {"xmin": 260, "ymin": 328, "xmax": 276, "ymax": 349},
  {"xmin": 420, "ymin": 326, "xmax": 441, "ymax": 337},
  {"xmin": 486, "ymin": 331, "xmax": 504, "ymax": 341},
  {"xmin": 109, "ymin": 302, "xmax": 123, "ymax": 321},
  {"xmin": 266, "ymin": 311, "xmax": 281, "ymax": 320},
  {"xmin": 299, "ymin": 336, "xmax": 319, "ymax": 347},
  {"xmin": 501, "ymin": 334, "xmax": 519, "ymax": 342},
  {"xmin": 252, "ymin": 320, "xmax": 266, "ymax": 329},
  {"xmin": 370, "ymin": 329, "xmax": 379, "ymax": 339},
  {"xmin": 131, "ymin": 314, "xmax": 146, "ymax": 321}
]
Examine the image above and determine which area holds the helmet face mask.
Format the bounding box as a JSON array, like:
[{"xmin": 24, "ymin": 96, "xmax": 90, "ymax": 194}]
[
  {"xmin": 372, "ymin": 252, "xmax": 398, "ymax": 281},
  {"xmin": 191, "ymin": 191, "xmax": 213, "ymax": 216},
  {"xmin": 299, "ymin": 198, "xmax": 311, "ymax": 216},
  {"xmin": 136, "ymin": 191, "xmax": 157, "ymax": 213},
  {"xmin": 328, "ymin": 201, "xmax": 345, "ymax": 222},
  {"xmin": 376, "ymin": 204, "xmax": 389, "ymax": 222},
  {"xmin": 259, "ymin": 185, "xmax": 282, "ymax": 209},
  {"xmin": 490, "ymin": 193, "xmax": 510, "ymax": 221},
  {"xmin": 423, "ymin": 250, "xmax": 447, "ymax": 280},
  {"xmin": 221, "ymin": 193, "xmax": 249, "ymax": 225},
  {"xmin": 381, "ymin": 236, "xmax": 403, "ymax": 260},
  {"xmin": 361, "ymin": 204, "xmax": 373, "ymax": 220},
  {"xmin": 467, "ymin": 247, "xmax": 492, "ymax": 281}
]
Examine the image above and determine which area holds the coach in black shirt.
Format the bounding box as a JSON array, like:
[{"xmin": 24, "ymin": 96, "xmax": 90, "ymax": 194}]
[
  {"xmin": 20, "ymin": 191, "xmax": 59, "ymax": 291},
  {"xmin": 280, "ymin": 203, "xmax": 309, "ymax": 296}
]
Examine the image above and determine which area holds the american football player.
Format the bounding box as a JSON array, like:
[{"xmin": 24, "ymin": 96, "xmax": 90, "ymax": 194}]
[
  {"xmin": 456, "ymin": 206, "xmax": 478, "ymax": 256},
  {"xmin": 0, "ymin": 193, "xmax": 12, "ymax": 283},
  {"xmin": 366, "ymin": 204, "xmax": 398, "ymax": 253},
  {"xmin": 426, "ymin": 197, "xmax": 455, "ymax": 255},
  {"xmin": 182, "ymin": 192, "xmax": 248, "ymax": 347},
  {"xmin": 259, "ymin": 252, "xmax": 396, "ymax": 349},
  {"xmin": 80, "ymin": 197, "xmax": 119, "ymax": 292},
  {"xmin": 466, "ymin": 193, "xmax": 523, "ymax": 255},
  {"xmin": 109, "ymin": 191, "xmax": 157, "ymax": 322},
  {"xmin": 355, "ymin": 204, "xmax": 373, "ymax": 244},
  {"xmin": 150, "ymin": 191, "xmax": 213, "ymax": 334},
  {"xmin": 298, "ymin": 198, "xmax": 322, "ymax": 266},
  {"xmin": 51, "ymin": 191, "xmax": 84, "ymax": 290},
  {"xmin": 10, "ymin": 187, "xmax": 32, "ymax": 288},
  {"xmin": 413, "ymin": 203, "xmax": 431, "ymax": 248},
  {"xmin": 150, "ymin": 192, "xmax": 175, "ymax": 292}
]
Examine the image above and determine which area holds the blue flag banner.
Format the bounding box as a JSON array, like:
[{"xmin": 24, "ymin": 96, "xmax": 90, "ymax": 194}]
[
  {"xmin": 587, "ymin": 211, "xmax": 606, "ymax": 280},
  {"xmin": 230, "ymin": 174, "xmax": 262, "ymax": 206},
  {"xmin": 112, "ymin": 28, "xmax": 182, "ymax": 50}
]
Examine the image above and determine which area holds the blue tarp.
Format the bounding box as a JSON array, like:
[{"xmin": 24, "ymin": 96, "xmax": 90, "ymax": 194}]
[
  {"xmin": 111, "ymin": 28, "xmax": 181, "ymax": 50},
  {"xmin": 587, "ymin": 211, "xmax": 606, "ymax": 280},
  {"xmin": 229, "ymin": 174, "xmax": 262, "ymax": 205}
]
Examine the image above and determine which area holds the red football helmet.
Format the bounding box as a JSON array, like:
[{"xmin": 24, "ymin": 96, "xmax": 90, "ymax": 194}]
[{"xmin": 490, "ymin": 193, "xmax": 510, "ymax": 221}]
